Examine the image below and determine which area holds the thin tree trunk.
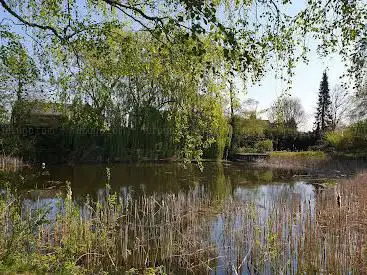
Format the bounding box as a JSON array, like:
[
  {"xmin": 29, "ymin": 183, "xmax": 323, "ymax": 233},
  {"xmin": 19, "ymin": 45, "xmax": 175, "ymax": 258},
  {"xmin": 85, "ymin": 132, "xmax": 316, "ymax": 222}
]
[
  {"xmin": 229, "ymin": 80, "xmax": 236, "ymax": 157},
  {"xmin": 17, "ymin": 78, "xmax": 22, "ymax": 101}
]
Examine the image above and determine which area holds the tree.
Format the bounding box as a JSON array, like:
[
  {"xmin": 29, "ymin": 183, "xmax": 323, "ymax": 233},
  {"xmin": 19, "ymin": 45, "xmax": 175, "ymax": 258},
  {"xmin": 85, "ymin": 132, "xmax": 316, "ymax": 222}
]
[
  {"xmin": 268, "ymin": 96, "xmax": 305, "ymax": 130},
  {"xmin": 0, "ymin": 25, "xmax": 39, "ymax": 122},
  {"xmin": 314, "ymin": 71, "xmax": 332, "ymax": 135},
  {"xmin": 0, "ymin": 36, "xmax": 38, "ymax": 101},
  {"xmin": 1, "ymin": 1, "xmax": 365, "ymax": 86},
  {"xmin": 330, "ymin": 84, "xmax": 351, "ymax": 129},
  {"xmin": 239, "ymin": 98, "xmax": 260, "ymax": 119},
  {"xmin": 350, "ymin": 77, "xmax": 367, "ymax": 121},
  {"xmin": 0, "ymin": 0, "xmax": 296, "ymax": 80},
  {"xmin": 56, "ymin": 27, "xmax": 229, "ymax": 161},
  {"xmin": 298, "ymin": 0, "xmax": 366, "ymax": 90},
  {"xmin": 228, "ymin": 80, "xmax": 237, "ymax": 157},
  {"xmin": 1, "ymin": 0, "xmax": 366, "ymax": 162}
]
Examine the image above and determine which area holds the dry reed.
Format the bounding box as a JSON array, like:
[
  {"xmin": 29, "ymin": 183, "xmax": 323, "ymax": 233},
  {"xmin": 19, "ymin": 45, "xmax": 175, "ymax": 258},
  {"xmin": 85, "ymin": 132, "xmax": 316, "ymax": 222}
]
[{"xmin": 0, "ymin": 173, "xmax": 366, "ymax": 273}]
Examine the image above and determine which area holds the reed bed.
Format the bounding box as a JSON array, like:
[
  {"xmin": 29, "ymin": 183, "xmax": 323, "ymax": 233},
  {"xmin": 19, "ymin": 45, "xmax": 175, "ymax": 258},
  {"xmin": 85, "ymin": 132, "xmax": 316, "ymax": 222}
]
[
  {"xmin": 0, "ymin": 174, "xmax": 366, "ymax": 273},
  {"xmin": 0, "ymin": 156, "xmax": 24, "ymax": 171}
]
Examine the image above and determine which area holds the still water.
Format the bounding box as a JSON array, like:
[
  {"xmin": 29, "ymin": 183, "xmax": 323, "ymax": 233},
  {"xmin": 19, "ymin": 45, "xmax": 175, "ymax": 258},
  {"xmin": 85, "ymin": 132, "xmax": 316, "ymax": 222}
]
[
  {"xmin": 17, "ymin": 160, "xmax": 365, "ymax": 225},
  {"xmin": 5, "ymin": 160, "xmax": 367, "ymax": 273},
  {"xmin": 15, "ymin": 160, "xmax": 367, "ymax": 203}
]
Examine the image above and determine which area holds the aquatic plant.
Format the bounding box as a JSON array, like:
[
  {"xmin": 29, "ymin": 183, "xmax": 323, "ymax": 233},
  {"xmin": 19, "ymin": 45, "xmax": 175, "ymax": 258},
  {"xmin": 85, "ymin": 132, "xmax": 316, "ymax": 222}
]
[{"xmin": 0, "ymin": 173, "xmax": 366, "ymax": 273}]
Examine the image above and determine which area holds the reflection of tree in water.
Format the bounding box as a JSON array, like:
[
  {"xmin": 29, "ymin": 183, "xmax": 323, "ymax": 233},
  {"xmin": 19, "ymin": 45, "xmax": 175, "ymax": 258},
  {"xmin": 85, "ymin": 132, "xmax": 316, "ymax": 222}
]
[
  {"xmin": 209, "ymin": 163, "xmax": 232, "ymax": 200},
  {"xmin": 226, "ymin": 166, "xmax": 274, "ymax": 185}
]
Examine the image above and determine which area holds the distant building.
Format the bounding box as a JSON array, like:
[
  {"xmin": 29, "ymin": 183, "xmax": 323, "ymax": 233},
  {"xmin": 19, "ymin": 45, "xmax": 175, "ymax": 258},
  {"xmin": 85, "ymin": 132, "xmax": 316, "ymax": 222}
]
[{"xmin": 11, "ymin": 100, "xmax": 70, "ymax": 128}]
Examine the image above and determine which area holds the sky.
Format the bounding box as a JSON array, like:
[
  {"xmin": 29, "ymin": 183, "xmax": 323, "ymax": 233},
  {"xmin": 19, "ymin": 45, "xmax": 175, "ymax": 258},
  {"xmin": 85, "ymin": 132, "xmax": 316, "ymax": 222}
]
[{"xmin": 243, "ymin": 51, "xmax": 346, "ymax": 131}]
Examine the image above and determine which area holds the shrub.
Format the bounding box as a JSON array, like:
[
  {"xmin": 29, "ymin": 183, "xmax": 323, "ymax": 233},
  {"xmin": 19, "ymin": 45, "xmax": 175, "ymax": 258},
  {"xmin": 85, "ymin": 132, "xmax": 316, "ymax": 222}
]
[
  {"xmin": 264, "ymin": 127, "xmax": 318, "ymax": 151},
  {"xmin": 235, "ymin": 139, "xmax": 273, "ymax": 154},
  {"xmin": 254, "ymin": 139, "xmax": 273, "ymax": 152},
  {"xmin": 325, "ymin": 120, "xmax": 367, "ymax": 153}
]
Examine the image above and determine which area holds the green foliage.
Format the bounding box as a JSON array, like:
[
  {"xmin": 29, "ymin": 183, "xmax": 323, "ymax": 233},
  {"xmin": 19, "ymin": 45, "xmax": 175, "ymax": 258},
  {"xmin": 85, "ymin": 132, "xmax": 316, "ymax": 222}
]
[
  {"xmin": 255, "ymin": 139, "xmax": 273, "ymax": 153},
  {"xmin": 0, "ymin": 25, "xmax": 39, "ymax": 103},
  {"xmin": 265, "ymin": 127, "xmax": 318, "ymax": 151},
  {"xmin": 204, "ymin": 109, "xmax": 230, "ymax": 160},
  {"xmin": 352, "ymin": 80, "xmax": 367, "ymax": 121},
  {"xmin": 0, "ymin": 25, "xmax": 40, "ymax": 124},
  {"xmin": 325, "ymin": 131, "xmax": 346, "ymax": 149},
  {"xmin": 53, "ymin": 28, "xmax": 230, "ymax": 163},
  {"xmin": 298, "ymin": 0, "xmax": 366, "ymax": 89},
  {"xmin": 325, "ymin": 120, "xmax": 367, "ymax": 154},
  {"xmin": 235, "ymin": 139, "xmax": 272, "ymax": 154},
  {"xmin": 232, "ymin": 116, "xmax": 270, "ymax": 149},
  {"xmin": 235, "ymin": 116, "xmax": 269, "ymax": 139},
  {"xmin": 0, "ymin": 184, "xmax": 82, "ymax": 273},
  {"xmin": 235, "ymin": 147, "xmax": 258, "ymax": 154},
  {"xmin": 315, "ymin": 71, "xmax": 333, "ymax": 134}
]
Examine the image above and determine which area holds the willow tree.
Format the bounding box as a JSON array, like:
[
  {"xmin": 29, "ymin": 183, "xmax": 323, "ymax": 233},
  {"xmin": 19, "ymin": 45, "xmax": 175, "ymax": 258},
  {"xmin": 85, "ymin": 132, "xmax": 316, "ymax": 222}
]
[{"xmin": 49, "ymin": 25, "xmax": 230, "ymax": 160}]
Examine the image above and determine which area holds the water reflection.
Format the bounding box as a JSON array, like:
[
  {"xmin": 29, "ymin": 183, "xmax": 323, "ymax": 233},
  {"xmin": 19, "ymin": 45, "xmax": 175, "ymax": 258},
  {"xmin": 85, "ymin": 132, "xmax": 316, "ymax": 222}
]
[
  {"xmin": 5, "ymin": 161, "xmax": 366, "ymax": 273},
  {"xmin": 38, "ymin": 162, "xmax": 319, "ymax": 200},
  {"xmin": 16, "ymin": 161, "xmax": 361, "ymax": 222}
]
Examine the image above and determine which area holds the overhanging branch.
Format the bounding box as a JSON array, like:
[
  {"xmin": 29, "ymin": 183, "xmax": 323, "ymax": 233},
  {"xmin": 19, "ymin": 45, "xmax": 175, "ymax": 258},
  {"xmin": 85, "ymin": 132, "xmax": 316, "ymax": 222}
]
[{"xmin": 0, "ymin": 0, "xmax": 65, "ymax": 41}]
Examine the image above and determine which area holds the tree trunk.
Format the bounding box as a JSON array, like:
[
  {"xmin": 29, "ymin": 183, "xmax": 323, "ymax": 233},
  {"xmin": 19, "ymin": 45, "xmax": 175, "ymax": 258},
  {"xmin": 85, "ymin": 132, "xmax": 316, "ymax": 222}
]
[
  {"xmin": 229, "ymin": 80, "xmax": 236, "ymax": 157},
  {"xmin": 17, "ymin": 78, "xmax": 22, "ymax": 101}
]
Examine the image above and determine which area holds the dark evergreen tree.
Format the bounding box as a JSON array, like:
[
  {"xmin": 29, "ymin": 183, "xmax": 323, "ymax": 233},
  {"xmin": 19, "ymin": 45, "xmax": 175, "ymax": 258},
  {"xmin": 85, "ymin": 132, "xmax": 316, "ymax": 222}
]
[{"xmin": 314, "ymin": 71, "xmax": 332, "ymax": 136}]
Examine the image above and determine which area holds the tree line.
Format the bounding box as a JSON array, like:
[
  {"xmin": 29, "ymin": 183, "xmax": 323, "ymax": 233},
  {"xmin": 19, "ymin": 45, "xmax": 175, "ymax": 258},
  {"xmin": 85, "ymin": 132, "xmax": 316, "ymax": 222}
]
[{"xmin": 0, "ymin": 0, "xmax": 366, "ymax": 163}]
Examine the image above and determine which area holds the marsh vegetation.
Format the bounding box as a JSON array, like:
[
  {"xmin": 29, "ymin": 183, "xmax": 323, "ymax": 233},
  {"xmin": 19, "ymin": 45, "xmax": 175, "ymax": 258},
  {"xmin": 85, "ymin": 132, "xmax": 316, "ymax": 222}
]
[{"xmin": 0, "ymin": 163, "xmax": 366, "ymax": 273}]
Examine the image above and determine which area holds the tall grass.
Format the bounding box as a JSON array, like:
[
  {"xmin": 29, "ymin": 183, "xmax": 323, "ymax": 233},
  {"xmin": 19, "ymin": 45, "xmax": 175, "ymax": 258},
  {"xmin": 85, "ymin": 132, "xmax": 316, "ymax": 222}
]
[
  {"xmin": 0, "ymin": 156, "xmax": 24, "ymax": 171},
  {"xmin": 0, "ymin": 174, "xmax": 366, "ymax": 273}
]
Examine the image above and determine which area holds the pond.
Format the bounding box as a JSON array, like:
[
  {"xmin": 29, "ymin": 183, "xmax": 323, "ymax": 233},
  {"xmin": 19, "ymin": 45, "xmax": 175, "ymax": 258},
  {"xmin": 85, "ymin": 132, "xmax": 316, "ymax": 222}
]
[
  {"xmin": 2, "ymin": 160, "xmax": 367, "ymax": 274},
  {"xmin": 20, "ymin": 159, "xmax": 367, "ymax": 200}
]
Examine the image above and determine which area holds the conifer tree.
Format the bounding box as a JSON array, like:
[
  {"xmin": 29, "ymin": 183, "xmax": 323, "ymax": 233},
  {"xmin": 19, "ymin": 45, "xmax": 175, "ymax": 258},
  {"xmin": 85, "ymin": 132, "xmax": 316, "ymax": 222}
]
[{"xmin": 315, "ymin": 71, "xmax": 332, "ymax": 135}]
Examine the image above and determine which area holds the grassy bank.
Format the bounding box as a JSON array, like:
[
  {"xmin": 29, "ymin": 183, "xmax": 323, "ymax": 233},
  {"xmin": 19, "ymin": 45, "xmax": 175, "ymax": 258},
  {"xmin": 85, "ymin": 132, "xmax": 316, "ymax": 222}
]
[
  {"xmin": 0, "ymin": 173, "xmax": 366, "ymax": 273},
  {"xmin": 254, "ymin": 150, "xmax": 327, "ymax": 170},
  {"xmin": 269, "ymin": 150, "xmax": 326, "ymax": 159}
]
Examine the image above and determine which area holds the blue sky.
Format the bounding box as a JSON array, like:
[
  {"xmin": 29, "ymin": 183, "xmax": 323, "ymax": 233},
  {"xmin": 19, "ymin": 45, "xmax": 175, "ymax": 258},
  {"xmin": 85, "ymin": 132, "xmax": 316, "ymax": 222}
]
[{"xmin": 243, "ymin": 51, "xmax": 346, "ymax": 131}]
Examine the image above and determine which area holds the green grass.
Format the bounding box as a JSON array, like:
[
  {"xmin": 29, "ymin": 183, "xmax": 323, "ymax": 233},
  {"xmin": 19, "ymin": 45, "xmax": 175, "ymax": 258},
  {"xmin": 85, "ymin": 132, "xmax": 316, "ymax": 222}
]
[{"xmin": 270, "ymin": 151, "xmax": 326, "ymax": 159}]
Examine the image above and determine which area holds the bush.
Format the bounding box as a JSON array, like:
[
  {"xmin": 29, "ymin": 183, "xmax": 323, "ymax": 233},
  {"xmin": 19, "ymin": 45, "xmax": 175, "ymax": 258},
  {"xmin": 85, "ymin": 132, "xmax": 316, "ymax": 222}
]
[
  {"xmin": 254, "ymin": 139, "xmax": 273, "ymax": 152},
  {"xmin": 264, "ymin": 127, "xmax": 318, "ymax": 151},
  {"xmin": 235, "ymin": 139, "xmax": 273, "ymax": 154},
  {"xmin": 325, "ymin": 120, "xmax": 367, "ymax": 153},
  {"xmin": 325, "ymin": 131, "xmax": 351, "ymax": 151}
]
